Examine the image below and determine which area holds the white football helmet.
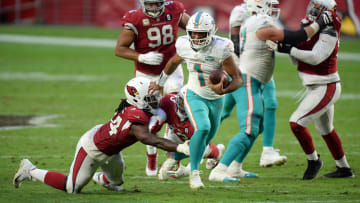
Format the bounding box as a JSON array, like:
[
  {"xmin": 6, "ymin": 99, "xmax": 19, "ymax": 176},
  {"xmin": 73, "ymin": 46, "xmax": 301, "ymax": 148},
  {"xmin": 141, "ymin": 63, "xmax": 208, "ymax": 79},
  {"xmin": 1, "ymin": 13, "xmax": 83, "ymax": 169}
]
[
  {"xmin": 308, "ymin": 0, "xmax": 337, "ymax": 21},
  {"xmin": 125, "ymin": 77, "xmax": 160, "ymax": 114},
  {"xmin": 140, "ymin": 0, "xmax": 165, "ymax": 18},
  {"xmin": 186, "ymin": 11, "xmax": 217, "ymax": 49},
  {"xmin": 270, "ymin": 0, "xmax": 281, "ymax": 19},
  {"xmin": 175, "ymin": 86, "xmax": 188, "ymax": 122},
  {"xmin": 246, "ymin": 0, "xmax": 273, "ymax": 16}
]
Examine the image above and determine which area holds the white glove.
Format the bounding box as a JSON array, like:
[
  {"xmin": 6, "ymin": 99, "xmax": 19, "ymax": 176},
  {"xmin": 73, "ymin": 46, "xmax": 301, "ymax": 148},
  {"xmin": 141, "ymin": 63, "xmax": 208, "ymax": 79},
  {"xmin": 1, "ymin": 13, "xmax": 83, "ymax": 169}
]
[
  {"xmin": 266, "ymin": 40, "xmax": 278, "ymax": 51},
  {"xmin": 138, "ymin": 51, "xmax": 163, "ymax": 65},
  {"xmin": 176, "ymin": 140, "xmax": 190, "ymax": 156}
]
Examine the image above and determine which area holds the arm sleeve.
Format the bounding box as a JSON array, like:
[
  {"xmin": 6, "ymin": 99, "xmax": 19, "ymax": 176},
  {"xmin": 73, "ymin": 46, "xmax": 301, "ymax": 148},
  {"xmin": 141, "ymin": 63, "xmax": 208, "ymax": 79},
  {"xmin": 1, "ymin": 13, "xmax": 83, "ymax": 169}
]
[{"xmin": 290, "ymin": 33, "xmax": 337, "ymax": 65}]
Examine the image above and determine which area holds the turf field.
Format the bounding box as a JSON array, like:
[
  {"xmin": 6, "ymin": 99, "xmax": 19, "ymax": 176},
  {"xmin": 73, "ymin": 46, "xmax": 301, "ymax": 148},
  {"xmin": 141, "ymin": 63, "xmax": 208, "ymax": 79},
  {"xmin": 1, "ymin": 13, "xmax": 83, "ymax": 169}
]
[{"xmin": 0, "ymin": 25, "xmax": 359, "ymax": 202}]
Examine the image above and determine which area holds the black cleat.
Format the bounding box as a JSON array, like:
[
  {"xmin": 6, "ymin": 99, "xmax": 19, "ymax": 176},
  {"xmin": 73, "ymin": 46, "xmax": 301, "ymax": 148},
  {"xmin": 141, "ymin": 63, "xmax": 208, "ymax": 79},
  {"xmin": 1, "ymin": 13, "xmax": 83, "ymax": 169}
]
[
  {"xmin": 324, "ymin": 166, "xmax": 355, "ymax": 178},
  {"xmin": 303, "ymin": 155, "xmax": 323, "ymax": 180}
]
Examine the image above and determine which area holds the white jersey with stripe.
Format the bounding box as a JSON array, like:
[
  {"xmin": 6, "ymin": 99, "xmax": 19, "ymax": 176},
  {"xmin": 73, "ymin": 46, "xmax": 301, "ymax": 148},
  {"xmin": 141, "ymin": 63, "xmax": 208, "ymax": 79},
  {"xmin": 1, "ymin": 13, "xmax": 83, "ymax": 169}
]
[
  {"xmin": 229, "ymin": 4, "xmax": 249, "ymax": 29},
  {"xmin": 239, "ymin": 14, "xmax": 275, "ymax": 85},
  {"xmin": 176, "ymin": 35, "xmax": 234, "ymax": 100}
]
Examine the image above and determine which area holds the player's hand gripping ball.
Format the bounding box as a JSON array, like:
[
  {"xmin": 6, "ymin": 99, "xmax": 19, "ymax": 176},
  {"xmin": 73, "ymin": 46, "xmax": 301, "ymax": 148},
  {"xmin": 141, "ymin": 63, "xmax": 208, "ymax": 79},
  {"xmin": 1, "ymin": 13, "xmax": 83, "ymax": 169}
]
[{"xmin": 209, "ymin": 70, "xmax": 230, "ymax": 88}]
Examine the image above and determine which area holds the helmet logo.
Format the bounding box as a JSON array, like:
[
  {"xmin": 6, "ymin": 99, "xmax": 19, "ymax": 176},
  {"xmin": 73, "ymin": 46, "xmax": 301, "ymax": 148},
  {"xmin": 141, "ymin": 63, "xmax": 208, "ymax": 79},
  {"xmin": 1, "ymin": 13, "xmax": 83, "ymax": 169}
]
[{"xmin": 126, "ymin": 85, "xmax": 138, "ymax": 97}]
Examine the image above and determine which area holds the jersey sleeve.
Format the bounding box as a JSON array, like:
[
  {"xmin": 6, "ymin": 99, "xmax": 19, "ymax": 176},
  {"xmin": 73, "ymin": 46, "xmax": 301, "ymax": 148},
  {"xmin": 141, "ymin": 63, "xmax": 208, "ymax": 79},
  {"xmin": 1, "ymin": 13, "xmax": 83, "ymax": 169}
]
[
  {"xmin": 127, "ymin": 108, "xmax": 150, "ymax": 125},
  {"xmin": 256, "ymin": 14, "xmax": 274, "ymax": 30},
  {"xmin": 220, "ymin": 39, "xmax": 235, "ymax": 64},
  {"xmin": 167, "ymin": 1, "xmax": 185, "ymax": 15},
  {"xmin": 229, "ymin": 4, "xmax": 248, "ymax": 28},
  {"xmin": 175, "ymin": 36, "xmax": 188, "ymax": 58},
  {"xmin": 121, "ymin": 10, "xmax": 139, "ymax": 35}
]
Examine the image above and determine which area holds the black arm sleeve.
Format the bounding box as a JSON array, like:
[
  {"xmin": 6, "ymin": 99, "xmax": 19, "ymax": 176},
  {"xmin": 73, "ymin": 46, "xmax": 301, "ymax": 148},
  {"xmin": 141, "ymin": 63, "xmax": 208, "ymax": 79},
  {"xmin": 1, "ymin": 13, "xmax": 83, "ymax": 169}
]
[
  {"xmin": 283, "ymin": 28, "xmax": 308, "ymax": 45},
  {"xmin": 230, "ymin": 34, "xmax": 240, "ymax": 57}
]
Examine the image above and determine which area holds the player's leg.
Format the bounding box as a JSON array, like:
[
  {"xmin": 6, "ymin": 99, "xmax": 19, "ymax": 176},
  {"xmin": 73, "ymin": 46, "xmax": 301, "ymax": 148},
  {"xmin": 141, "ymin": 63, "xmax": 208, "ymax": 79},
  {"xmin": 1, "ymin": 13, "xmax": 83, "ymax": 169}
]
[
  {"xmin": 93, "ymin": 152, "xmax": 125, "ymax": 191},
  {"xmin": 221, "ymin": 93, "xmax": 236, "ymax": 122},
  {"xmin": 260, "ymin": 80, "xmax": 287, "ymax": 167}
]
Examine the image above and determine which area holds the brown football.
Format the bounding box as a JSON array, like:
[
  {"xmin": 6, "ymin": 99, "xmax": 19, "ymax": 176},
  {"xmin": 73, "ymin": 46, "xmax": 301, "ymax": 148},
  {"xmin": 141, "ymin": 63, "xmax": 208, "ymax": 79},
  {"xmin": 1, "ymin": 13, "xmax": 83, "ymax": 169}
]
[{"xmin": 209, "ymin": 70, "xmax": 230, "ymax": 88}]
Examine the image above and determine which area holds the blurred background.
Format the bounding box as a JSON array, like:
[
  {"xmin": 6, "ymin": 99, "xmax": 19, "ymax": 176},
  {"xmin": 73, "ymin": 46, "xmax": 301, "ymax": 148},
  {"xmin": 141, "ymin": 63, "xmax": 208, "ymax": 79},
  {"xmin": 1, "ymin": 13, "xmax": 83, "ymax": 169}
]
[{"xmin": 1, "ymin": 0, "xmax": 359, "ymax": 36}]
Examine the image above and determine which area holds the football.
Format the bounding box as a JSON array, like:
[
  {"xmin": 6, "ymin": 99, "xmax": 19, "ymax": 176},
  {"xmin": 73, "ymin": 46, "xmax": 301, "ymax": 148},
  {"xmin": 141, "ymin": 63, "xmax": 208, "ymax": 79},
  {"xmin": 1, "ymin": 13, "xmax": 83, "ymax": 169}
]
[{"xmin": 209, "ymin": 70, "xmax": 230, "ymax": 88}]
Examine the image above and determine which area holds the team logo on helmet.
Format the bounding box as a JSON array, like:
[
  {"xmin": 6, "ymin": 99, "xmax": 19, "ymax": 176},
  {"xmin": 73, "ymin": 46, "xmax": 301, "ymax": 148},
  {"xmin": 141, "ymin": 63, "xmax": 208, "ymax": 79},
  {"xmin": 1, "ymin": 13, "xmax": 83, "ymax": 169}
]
[{"xmin": 126, "ymin": 85, "xmax": 138, "ymax": 97}]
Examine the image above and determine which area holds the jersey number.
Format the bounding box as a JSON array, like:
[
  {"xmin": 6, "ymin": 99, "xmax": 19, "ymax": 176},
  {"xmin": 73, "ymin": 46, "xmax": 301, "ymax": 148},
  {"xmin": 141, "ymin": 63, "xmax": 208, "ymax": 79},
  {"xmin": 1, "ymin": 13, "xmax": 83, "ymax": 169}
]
[
  {"xmin": 240, "ymin": 28, "xmax": 247, "ymax": 55},
  {"xmin": 109, "ymin": 115, "xmax": 131, "ymax": 136},
  {"xmin": 147, "ymin": 25, "xmax": 174, "ymax": 48},
  {"xmin": 193, "ymin": 63, "xmax": 206, "ymax": 87}
]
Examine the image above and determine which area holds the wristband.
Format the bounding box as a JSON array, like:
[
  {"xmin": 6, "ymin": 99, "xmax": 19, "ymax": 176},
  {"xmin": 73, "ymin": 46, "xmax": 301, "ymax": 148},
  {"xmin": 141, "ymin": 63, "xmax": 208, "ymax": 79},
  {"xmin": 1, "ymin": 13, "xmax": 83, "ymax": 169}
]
[
  {"xmin": 310, "ymin": 22, "xmax": 320, "ymax": 34},
  {"xmin": 158, "ymin": 71, "xmax": 169, "ymax": 87}
]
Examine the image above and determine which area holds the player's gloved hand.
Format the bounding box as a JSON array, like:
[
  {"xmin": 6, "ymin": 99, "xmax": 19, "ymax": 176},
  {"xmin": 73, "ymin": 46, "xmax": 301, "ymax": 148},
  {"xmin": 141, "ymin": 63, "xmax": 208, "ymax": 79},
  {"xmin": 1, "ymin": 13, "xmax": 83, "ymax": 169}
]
[
  {"xmin": 266, "ymin": 40, "xmax": 278, "ymax": 51},
  {"xmin": 176, "ymin": 140, "xmax": 190, "ymax": 156},
  {"xmin": 277, "ymin": 42, "xmax": 293, "ymax": 54},
  {"xmin": 138, "ymin": 51, "xmax": 163, "ymax": 65},
  {"xmin": 300, "ymin": 17, "xmax": 310, "ymax": 28},
  {"xmin": 315, "ymin": 11, "xmax": 333, "ymax": 30}
]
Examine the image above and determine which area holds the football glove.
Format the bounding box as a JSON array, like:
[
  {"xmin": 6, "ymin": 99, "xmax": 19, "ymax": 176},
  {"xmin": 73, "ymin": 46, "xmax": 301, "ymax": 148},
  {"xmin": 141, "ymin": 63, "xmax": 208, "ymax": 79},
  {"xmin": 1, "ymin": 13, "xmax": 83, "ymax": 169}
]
[
  {"xmin": 316, "ymin": 11, "xmax": 333, "ymax": 30},
  {"xmin": 277, "ymin": 42, "xmax": 293, "ymax": 54},
  {"xmin": 176, "ymin": 140, "xmax": 190, "ymax": 156},
  {"xmin": 138, "ymin": 51, "xmax": 163, "ymax": 65}
]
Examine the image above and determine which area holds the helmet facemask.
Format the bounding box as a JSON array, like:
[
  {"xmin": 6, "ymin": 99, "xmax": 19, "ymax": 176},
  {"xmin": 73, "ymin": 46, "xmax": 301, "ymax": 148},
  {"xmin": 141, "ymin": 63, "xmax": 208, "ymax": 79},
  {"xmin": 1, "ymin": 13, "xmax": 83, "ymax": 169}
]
[
  {"xmin": 270, "ymin": 0, "xmax": 281, "ymax": 20},
  {"xmin": 307, "ymin": 0, "xmax": 336, "ymax": 21},
  {"xmin": 175, "ymin": 89, "xmax": 187, "ymax": 122},
  {"xmin": 141, "ymin": 0, "xmax": 165, "ymax": 18}
]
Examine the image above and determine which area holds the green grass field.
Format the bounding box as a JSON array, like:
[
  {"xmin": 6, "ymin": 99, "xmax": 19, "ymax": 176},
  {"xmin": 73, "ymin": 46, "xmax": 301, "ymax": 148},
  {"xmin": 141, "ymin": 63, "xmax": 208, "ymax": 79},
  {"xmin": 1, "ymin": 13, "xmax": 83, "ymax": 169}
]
[{"xmin": 0, "ymin": 25, "xmax": 359, "ymax": 202}]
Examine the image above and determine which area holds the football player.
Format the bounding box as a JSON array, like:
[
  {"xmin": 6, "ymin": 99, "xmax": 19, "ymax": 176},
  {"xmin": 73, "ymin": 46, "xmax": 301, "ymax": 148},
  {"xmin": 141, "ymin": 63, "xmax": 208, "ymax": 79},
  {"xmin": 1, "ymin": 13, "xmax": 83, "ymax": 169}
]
[
  {"xmin": 149, "ymin": 11, "xmax": 244, "ymax": 190},
  {"xmin": 226, "ymin": 0, "xmax": 287, "ymax": 170},
  {"xmin": 209, "ymin": 0, "xmax": 333, "ymax": 182},
  {"xmin": 117, "ymin": 0, "xmax": 190, "ymax": 177},
  {"xmin": 149, "ymin": 86, "xmax": 225, "ymax": 180},
  {"xmin": 270, "ymin": 0, "xmax": 355, "ymax": 180},
  {"xmin": 13, "ymin": 77, "xmax": 190, "ymax": 194}
]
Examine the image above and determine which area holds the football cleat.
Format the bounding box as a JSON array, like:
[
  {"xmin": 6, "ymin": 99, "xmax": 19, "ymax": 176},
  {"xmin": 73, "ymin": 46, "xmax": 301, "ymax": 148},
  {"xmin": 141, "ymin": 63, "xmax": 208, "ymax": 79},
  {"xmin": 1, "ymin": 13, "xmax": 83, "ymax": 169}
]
[
  {"xmin": 13, "ymin": 159, "xmax": 36, "ymax": 188},
  {"xmin": 206, "ymin": 144, "xmax": 225, "ymax": 169},
  {"xmin": 227, "ymin": 167, "xmax": 258, "ymax": 178},
  {"xmin": 209, "ymin": 168, "xmax": 240, "ymax": 183},
  {"xmin": 303, "ymin": 155, "xmax": 323, "ymax": 180},
  {"xmin": 92, "ymin": 172, "xmax": 123, "ymax": 191},
  {"xmin": 260, "ymin": 148, "xmax": 287, "ymax": 167},
  {"xmin": 324, "ymin": 166, "xmax": 355, "ymax": 178},
  {"xmin": 146, "ymin": 153, "xmax": 158, "ymax": 176},
  {"xmin": 158, "ymin": 158, "xmax": 177, "ymax": 180},
  {"xmin": 189, "ymin": 170, "xmax": 205, "ymax": 190},
  {"xmin": 167, "ymin": 164, "xmax": 190, "ymax": 179}
]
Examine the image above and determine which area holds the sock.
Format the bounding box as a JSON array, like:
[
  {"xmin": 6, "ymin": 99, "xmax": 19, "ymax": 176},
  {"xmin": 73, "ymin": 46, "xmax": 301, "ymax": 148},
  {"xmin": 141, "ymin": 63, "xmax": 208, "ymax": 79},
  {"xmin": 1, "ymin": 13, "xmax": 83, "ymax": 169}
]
[
  {"xmin": 290, "ymin": 122, "xmax": 315, "ymax": 154},
  {"xmin": 102, "ymin": 173, "xmax": 110, "ymax": 184},
  {"xmin": 263, "ymin": 109, "xmax": 276, "ymax": 147},
  {"xmin": 206, "ymin": 143, "xmax": 219, "ymax": 159},
  {"xmin": 335, "ymin": 156, "xmax": 350, "ymax": 168},
  {"xmin": 147, "ymin": 153, "xmax": 158, "ymax": 170},
  {"xmin": 44, "ymin": 171, "xmax": 67, "ymax": 191},
  {"xmin": 322, "ymin": 129, "xmax": 344, "ymax": 160},
  {"xmin": 306, "ymin": 150, "xmax": 319, "ymax": 161},
  {"xmin": 262, "ymin": 146, "xmax": 274, "ymax": 153},
  {"xmin": 29, "ymin": 168, "xmax": 48, "ymax": 182}
]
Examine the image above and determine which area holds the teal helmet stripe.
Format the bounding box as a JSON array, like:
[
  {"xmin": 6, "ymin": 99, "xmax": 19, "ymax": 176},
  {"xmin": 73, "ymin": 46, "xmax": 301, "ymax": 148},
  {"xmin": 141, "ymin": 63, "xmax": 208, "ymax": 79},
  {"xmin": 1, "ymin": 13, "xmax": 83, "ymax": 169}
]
[{"xmin": 194, "ymin": 11, "xmax": 203, "ymax": 28}]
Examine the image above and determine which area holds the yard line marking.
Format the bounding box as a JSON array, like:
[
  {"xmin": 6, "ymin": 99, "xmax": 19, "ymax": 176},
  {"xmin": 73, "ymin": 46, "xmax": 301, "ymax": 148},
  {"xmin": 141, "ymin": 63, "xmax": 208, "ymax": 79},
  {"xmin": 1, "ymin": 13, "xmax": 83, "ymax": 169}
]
[
  {"xmin": 0, "ymin": 72, "xmax": 108, "ymax": 82},
  {"xmin": 1, "ymin": 34, "xmax": 360, "ymax": 61}
]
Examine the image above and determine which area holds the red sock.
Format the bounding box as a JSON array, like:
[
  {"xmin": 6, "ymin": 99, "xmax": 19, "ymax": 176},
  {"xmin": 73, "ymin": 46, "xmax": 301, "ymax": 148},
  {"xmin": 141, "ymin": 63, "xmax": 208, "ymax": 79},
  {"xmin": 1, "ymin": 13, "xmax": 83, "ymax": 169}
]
[
  {"xmin": 290, "ymin": 122, "xmax": 315, "ymax": 154},
  {"xmin": 322, "ymin": 129, "xmax": 344, "ymax": 160},
  {"xmin": 44, "ymin": 171, "xmax": 67, "ymax": 191},
  {"xmin": 206, "ymin": 143, "xmax": 219, "ymax": 158},
  {"xmin": 102, "ymin": 174, "xmax": 110, "ymax": 184},
  {"xmin": 147, "ymin": 153, "xmax": 157, "ymax": 170}
]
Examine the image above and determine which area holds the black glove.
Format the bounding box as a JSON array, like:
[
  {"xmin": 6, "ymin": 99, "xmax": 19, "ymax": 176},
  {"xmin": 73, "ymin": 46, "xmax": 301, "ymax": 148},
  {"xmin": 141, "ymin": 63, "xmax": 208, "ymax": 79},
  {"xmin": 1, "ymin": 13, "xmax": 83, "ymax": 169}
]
[
  {"xmin": 316, "ymin": 11, "xmax": 333, "ymax": 30},
  {"xmin": 300, "ymin": 18, "xmax": 310, "ymax": 28},
  {"xmin": 277, "ymin": 42, "xmax": 293, "ymax": 54}
]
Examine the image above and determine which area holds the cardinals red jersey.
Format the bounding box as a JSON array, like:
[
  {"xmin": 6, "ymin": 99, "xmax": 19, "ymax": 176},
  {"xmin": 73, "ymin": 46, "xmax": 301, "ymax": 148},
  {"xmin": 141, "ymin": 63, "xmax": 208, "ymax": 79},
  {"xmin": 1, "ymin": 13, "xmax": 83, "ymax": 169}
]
[
  {"xmin": 152, "ymin": 94, "xmax": 194, "ymax": 142},
  {"xmin": 93, "ymin": 106, "xmax": 151, "ymax": 156},
  {"xmin": 121, "ymin": 1, "xmax": 185, "ymax": 75},
  {"xmin": 296, "ymin": 10, "xmax": 341, "ymax": 75}
]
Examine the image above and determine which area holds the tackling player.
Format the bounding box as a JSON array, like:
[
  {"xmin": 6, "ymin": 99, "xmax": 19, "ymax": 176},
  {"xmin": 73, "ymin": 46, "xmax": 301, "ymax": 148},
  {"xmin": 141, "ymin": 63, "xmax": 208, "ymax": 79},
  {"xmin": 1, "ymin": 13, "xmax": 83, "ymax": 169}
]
[
  {"xmin": 226, "ymin": 0, "xmax": 287, "ymax": 170},
  {"xmin": 13, "ymin": 77, "xmax": 190, "ymax": 194},
  {"xmin": 117, "ymin": 0, "xmax": 190, "ymax": 176},
  {"xmin": 150, "ymin": 11, "xmax": 244, "ymax": 190},
  {"xmin": 270, "ymin": 0, "xmax": 355, "ymax": 180}
]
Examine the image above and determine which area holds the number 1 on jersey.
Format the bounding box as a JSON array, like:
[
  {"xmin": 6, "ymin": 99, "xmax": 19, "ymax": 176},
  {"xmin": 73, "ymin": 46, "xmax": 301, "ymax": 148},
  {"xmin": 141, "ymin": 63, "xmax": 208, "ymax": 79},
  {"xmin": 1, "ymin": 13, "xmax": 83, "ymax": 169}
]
[{"xmin": 193, "ymin": 63, "xmax": 206, "ymax": 87}]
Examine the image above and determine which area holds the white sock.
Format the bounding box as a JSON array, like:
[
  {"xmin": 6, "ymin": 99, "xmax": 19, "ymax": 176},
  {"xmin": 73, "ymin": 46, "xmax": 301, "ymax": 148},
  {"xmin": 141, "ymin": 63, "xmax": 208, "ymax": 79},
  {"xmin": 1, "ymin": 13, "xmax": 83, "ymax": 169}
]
[
  {"xmin": 262, "ymin": 146, "xmax": 274, "ymax": 153},
  {"xmin": 335, "ymin": 155, "xmax": 350, "ymax": 168},
  {"xmin": 29, "ymin": 169, "xmax": 48, "ymax": 183},
  {"xmin": 306, "ymin": 151, "xmax": 318, "ymax": 161}
]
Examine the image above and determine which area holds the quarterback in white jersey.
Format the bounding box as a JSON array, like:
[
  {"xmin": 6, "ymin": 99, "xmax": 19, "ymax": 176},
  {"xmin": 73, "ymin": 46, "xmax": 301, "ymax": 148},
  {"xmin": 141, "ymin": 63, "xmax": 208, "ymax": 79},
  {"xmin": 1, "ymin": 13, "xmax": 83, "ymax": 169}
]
[{"xmin": 150, "ymin": 11, "xmax": 243, "ymax": 190}]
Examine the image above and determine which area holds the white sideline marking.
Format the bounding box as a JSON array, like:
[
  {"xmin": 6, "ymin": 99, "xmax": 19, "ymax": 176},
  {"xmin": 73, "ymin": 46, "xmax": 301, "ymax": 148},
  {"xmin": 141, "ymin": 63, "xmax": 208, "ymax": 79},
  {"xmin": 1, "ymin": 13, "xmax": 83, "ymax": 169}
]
[
  {"xmin": 276, "ymin": 90, "xmax": 360, "ymax": 100},
  {"xmin": 1, "ymin": 34, "xmax": 360, "ymax": 61},
  {"xmin": 0, "ymin": 115, "xmax": 59, "ymax": 131},
  {"xmin": 0, "ymin": 72, "xmax": 107, "ymax": 82}
]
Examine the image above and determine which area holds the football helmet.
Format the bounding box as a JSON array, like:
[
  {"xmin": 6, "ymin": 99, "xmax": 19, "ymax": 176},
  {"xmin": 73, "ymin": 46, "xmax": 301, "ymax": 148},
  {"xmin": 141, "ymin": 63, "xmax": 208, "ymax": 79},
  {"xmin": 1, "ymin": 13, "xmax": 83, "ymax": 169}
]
[
  {"xmin": 270, "ymin": 0, "xmax": 281, "ymax": 19},
  {"xmin": 308, "ymin": 0, "xmax": 336, "ymax": 21},
  {"xmin": 140, "ymin": 0, "xmax": 165, "ymax": 18},
  {"xmin": 125, "ymin": 77, "xmax": 160, "ymax": 114},
  {"xmin": 186, "ymin": 11, "xmax": 217, "ymax": 49},
  {"xmin": 175, "ymin": 86, "xmax": 188, "ymax": 122},
  {"xmin": 246, "ymin": 0, "xmax": 273, "ymax": 16}
]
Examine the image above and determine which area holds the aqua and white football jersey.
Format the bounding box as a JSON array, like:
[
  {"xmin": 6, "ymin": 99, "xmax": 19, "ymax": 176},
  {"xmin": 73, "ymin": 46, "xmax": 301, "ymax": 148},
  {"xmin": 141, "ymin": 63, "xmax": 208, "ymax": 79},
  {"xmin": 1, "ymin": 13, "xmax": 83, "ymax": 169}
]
[
  {"xmin": 229, "ymin": 3, "xmax": 248, "ymax": 29},
  {"xmin": 239, "ymin": 14, "xmax": 275, "ymax": 84},
  {"xmin": 176, "ymin": 35, "xmax": 234, "ymax": 100}
]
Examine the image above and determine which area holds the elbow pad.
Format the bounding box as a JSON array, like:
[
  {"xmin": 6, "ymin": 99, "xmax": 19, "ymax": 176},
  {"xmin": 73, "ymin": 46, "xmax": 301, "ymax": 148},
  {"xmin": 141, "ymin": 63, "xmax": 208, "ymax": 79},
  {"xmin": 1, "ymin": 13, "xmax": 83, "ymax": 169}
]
[
  {"xmin": 283, "ymin": 29, "xmax": 308, "ymax": 45},
  {"xmin": 230, "ymin": 34, "xmax": 240, "ymax": 57}
]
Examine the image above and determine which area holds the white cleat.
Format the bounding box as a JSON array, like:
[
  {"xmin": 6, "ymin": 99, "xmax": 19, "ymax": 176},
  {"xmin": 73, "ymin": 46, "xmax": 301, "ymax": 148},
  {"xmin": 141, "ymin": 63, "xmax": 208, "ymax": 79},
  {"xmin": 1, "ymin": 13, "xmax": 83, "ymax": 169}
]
[
  {"xmin": 92, "ymin": 172, "xmax": 123, "ymax": 191},
  {"xmin": 13, "ymin": 159, "xmax": 36, "ymax": 188},
  {"xmin": 209, "ymin": 168, "xmax": 240, "ymax": 183},
  {"xmin": 206, "ymin": 144, "xmax": 225, "ymax": 169},
  {"xmin": 189, "ymin": 170, "xmax": 205, "ymax": 190},
  {"xmin": 146, "ymin": 153, "xmax": 158, "ymax": 176},
  {"xmin": 167, "ymin": 164, "xmax": 190, "ymax": 179},
  {"xmin": 158, "ymin": 158, "xmax": 177, "ymax": 180},
  {"xmin": 227, "ymin": 167, "xmax": 258, "ymax": 178},
  {"xmin": 260, "ymin": 148, "xmax": 287, "ymax": 167}
]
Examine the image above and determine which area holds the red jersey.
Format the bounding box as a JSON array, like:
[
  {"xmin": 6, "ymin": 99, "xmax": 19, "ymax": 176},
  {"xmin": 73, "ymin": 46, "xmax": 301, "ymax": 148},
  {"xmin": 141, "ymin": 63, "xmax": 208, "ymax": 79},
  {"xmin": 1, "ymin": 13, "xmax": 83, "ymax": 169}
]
[
  {"xmin": 152, "ymin": 94, "xmax": 194, "ymax": 142},
  {"xmin": 93, "ymin": 106, "xmax": 151, "ymax": 156},
  {"xmin": 121, "ymin": 1, "xmax": 185, "ymax": 75},
  {"xmin": 297, "ymin": 10, "xmax": 341, "ymax": 75}
]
